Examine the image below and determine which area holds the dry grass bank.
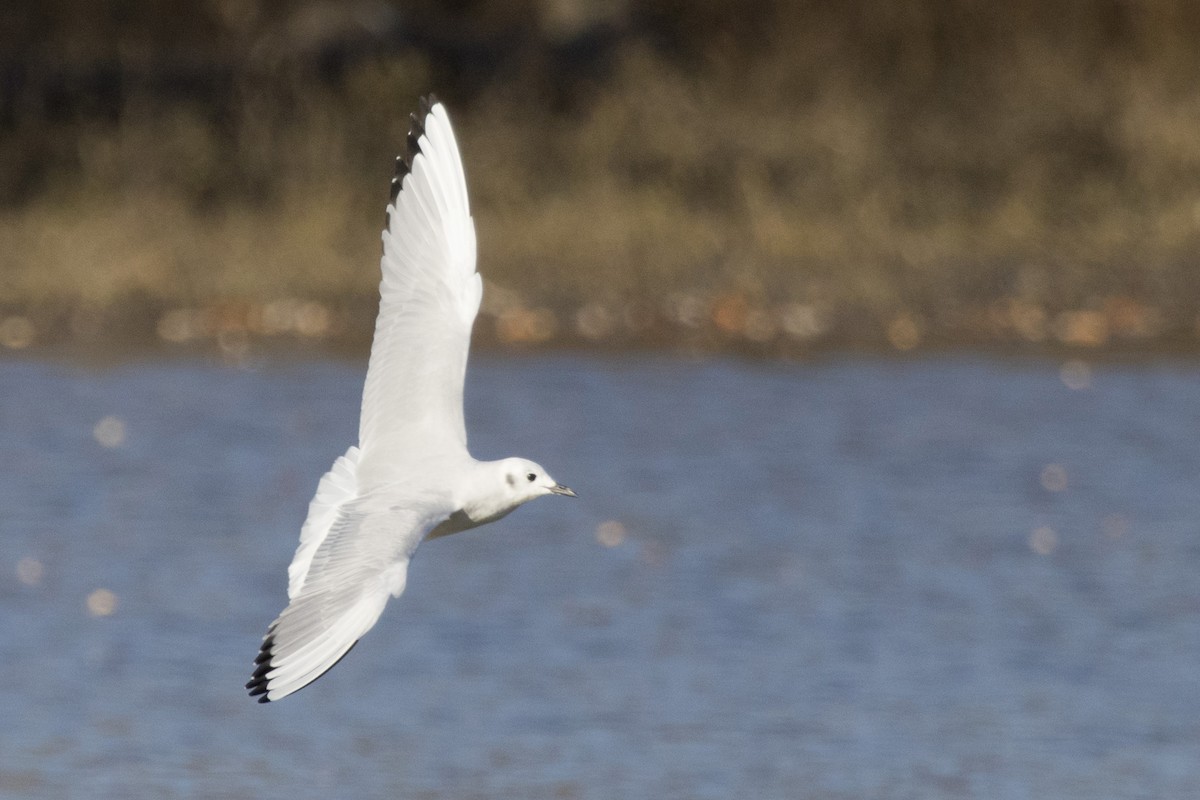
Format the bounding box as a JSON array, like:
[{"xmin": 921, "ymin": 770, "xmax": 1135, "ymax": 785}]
[{"xmin": 4, "ymin": 1, "xmax": 1200, "ymax": 356}]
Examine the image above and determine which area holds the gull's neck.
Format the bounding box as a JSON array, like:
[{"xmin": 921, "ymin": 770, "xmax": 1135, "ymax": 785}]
[{"xmin": 459, "ymin": 459, "xmax": 518, "ymax": 524}]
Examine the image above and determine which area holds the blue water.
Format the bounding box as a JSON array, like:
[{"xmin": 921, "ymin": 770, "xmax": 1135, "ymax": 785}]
[{"xmin": 1, "ymin": 353, "xmax": 1198, "ymax": 798}]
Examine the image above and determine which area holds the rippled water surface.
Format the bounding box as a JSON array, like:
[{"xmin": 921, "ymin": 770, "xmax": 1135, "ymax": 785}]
[{"xmin": 2, "ymin": 354, "xmax": 1198, "ymax": 799}]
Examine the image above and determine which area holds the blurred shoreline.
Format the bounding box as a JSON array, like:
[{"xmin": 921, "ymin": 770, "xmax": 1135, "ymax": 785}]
[
  {"xmin": 5, "ymin": 2, "xmax": 1200, "ymax": 360},
  {"xmin": 2, "ymin": 289, "xmax": 1199, "ymax": 362}
]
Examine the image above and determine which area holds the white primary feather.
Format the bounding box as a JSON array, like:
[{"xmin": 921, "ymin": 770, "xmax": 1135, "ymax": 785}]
[{"xmin": 359, "ymin": 101, "xmax": 481, "ymax": 470}]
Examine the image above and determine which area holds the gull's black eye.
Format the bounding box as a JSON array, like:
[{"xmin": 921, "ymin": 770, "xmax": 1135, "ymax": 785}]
[{"xmin": 526, "ymin": 473, "xmax": 537, "ymax": 482}]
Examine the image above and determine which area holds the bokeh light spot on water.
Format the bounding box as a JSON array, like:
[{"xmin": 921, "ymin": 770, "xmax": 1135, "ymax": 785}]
[
  {"xmin": 86, "ymin": 588, "xmax": 118, "ymax": 617},
  {"xmin": 780, "ymin": 302, "xmax": 828, "ymax": 340},
  {"xmin": 0, "ymin": 315, "xmax": 36, "ymax": 349},
  {"xmin": 574, "ymin": 303, "xmax": 616, "ymax": 341},
  {"xmin": 887, "ymin": 313, "xmax": 922, "ymax": 351},
  {"xmin": 16, "ymin": 557, "xmax": 44, "ymax": 586},
  {"xmin": 252, "ymin": 298, "xmax": 331, "ymax": 337},
  {"xmin": 1039, "ymin": 463, "xmax": 1068, "ymax": 492},
  {"xmin": 292, "ymin": 302, "xmax": 331, "ymax": 338},
  {"xmin": 664, "ymin": 292, "xmax": 707, "ymax": 328},
  {"xmin": 1029, "ymin": 526, "xmax": 1059, "ymax": 556},
  {"xmin": 92, "ymin": 415, "xmax": 126, "ymax": 448},
  {"xmin": 712, "ymin": 293, "xmax": 748, "ymax": 334},
  {"xmin": 595, "ymin": 520, "xmax": 627, "ymax": 548},
  {"xmin": 496, "ymin": 307, "xmax": 557, "ymax": 344},
  {"xmin": 1054, "ymin": 310, "xmax": 1108, "ymax": 347},
  {"xmin": 157, "ymin": 308, "xmax": 205, "ymax": 343},
  {"xmin": 1060, "ymin": 359, "xmax": 1092, "ymax": 390}
]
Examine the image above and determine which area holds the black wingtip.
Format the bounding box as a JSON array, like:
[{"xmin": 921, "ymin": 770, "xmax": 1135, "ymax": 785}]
[
  {"xmin": 386, "ymin": 94, "xmax": 443, "ymax": 221},
  {"xmin": 254, "ymin": 634, "xmax": 275, "ymax": 664},
  {"xmin": 245, "ymin": 629, "xmax": 365, "ymax": 703},
  {"xmin": 248, "ymin": 677, "xmax": 272, "ymax": 702},
  {"xmin": 247, "ymin": 632, "xmax": 276, "ymax": 701},
  {"xmin": 409, "ymin": 111, "xmax": 426, "ymax": 140}
]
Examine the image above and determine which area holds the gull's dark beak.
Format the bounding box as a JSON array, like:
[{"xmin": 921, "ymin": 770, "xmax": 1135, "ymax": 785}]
[{"xmin": 551, "ymin": 484, "xmax": 577, "ymax": 498}]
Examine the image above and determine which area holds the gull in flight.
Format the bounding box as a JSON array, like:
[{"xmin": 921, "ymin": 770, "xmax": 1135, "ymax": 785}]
[{"xmin": 247, "ymin": 95, "xmax": 576, "ymax": 703}]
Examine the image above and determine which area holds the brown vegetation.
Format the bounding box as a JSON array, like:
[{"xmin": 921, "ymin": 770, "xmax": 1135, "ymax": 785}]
[{"xmin": 3, "ymin": 1, "xmax": 1200, "ymax": 355}]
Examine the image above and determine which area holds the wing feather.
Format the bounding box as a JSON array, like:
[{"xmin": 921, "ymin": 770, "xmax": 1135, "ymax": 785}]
[
  {"xmin": 358, "ymin": 100, "xmax": 479, "ymax": 464},
  {"xmin": 248, "ymin": 495, "xmax": 449, "ymax": 702}
]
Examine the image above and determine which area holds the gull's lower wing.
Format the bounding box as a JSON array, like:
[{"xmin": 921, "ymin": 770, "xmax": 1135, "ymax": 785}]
[
  {"xmin": 248, "ymin": 495, "xmax": 449, "ymax": 702},
  {"xmin": 358, "ymin": 97, "xmax": 481, "ymax": 463}
]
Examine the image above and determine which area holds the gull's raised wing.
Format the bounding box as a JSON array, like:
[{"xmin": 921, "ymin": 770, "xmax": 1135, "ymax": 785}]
[
  {"xmin": 248, "ymin": 490, "xmax": 450, "ymax": 702},
  {"xmin": 358, "ymin": 96, "xmax": 481, "ymax": 468}
]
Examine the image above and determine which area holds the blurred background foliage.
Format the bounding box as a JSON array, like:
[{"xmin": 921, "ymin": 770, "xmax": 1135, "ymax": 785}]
[{"xmin": 3, "ymin": 0, "xmax": 1200, "ymax": 353}]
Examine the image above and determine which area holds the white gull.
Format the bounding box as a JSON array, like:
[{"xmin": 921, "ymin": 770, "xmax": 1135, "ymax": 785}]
[{"xmin": 247, "ymin": 95, "xmax": 575, "ymax": 703}]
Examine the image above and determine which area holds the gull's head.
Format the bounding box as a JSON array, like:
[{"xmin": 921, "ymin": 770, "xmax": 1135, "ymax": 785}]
[{"xmin": 499, "ymin": 457, "xmax": 576, "ymax": 505}]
